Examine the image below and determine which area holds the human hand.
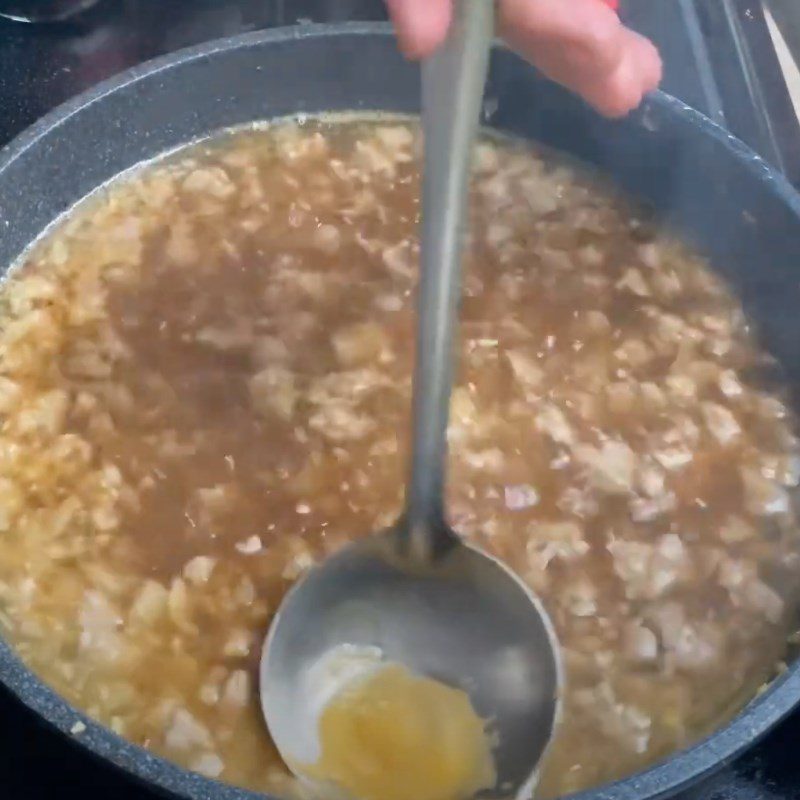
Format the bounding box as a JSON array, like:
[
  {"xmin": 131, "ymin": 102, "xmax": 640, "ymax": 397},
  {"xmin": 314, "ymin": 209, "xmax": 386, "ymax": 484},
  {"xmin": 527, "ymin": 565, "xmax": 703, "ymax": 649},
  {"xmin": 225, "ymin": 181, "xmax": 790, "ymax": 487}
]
[{"xmin": 385, "ymin": 0, "xmax": 662, "ymax": 118}]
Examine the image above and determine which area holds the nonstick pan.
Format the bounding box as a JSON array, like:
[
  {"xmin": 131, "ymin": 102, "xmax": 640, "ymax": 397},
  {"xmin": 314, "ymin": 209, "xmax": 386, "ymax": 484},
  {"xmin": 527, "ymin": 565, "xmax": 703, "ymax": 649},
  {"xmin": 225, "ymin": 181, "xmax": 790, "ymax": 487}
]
[{"xmin": 1, "ymin": 22, "xmax": 800, "ymax": 800}]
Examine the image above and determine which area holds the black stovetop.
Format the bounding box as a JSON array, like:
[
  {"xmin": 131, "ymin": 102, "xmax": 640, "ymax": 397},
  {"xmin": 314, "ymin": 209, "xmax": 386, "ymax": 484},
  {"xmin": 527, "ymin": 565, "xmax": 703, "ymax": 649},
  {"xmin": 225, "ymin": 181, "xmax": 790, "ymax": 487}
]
[{"xmin": 2, "ymin": 1, "xmax": 800, "ymax": 798}]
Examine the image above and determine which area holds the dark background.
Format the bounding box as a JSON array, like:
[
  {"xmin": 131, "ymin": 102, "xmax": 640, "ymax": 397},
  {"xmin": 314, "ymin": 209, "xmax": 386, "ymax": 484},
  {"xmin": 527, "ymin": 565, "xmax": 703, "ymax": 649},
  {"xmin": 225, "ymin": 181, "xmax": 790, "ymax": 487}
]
[{"xmin": 1, "ymin": 1, "xmax": 800, "ymax": 798}]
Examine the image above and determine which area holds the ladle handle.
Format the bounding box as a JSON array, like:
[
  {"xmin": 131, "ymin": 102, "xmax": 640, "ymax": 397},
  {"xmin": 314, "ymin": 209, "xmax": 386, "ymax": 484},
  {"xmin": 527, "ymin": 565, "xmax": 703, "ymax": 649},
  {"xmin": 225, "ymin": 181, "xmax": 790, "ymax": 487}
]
[{"xmin": 404, "ymin": 0, "xmax": 494, "ymax": 558}]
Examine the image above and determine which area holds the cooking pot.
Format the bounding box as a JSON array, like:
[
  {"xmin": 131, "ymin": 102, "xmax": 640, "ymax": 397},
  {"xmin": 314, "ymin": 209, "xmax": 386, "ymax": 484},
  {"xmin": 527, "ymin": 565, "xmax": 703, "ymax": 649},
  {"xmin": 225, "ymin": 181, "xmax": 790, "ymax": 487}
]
[{"xmin": 0, "ymin": 22, "xmax": 799, "ymax": 800}]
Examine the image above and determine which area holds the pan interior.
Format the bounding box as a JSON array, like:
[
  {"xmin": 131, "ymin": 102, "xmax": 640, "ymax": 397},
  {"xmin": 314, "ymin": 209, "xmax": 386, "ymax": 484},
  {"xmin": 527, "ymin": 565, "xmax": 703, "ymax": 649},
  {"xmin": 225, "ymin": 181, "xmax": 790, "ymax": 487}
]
[{"xmin": 0, "ymin": 112, "xmax": 797, "ymax": 800}]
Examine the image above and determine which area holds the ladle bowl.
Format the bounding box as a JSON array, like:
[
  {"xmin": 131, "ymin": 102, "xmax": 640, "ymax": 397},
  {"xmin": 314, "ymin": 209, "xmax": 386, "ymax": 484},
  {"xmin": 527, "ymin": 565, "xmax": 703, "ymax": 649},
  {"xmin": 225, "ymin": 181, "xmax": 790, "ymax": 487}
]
[{"xmin": 260, "ymin": 524, "xmax": 562, "ymax": 799}]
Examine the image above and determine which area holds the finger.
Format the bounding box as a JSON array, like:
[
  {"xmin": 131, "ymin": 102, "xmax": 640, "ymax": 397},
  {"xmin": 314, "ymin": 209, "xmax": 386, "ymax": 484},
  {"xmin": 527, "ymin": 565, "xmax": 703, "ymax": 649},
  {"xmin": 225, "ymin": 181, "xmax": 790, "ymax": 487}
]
[
  {"xmin": 500, "ymin": 0, "xmax": 663, "ymax": 117},
  {"xmin": 386, "ymin": 0, "xmax": 453, "ymax": 59},
  {"xmin": 500, "ymin": 0, "xmax": 627, "ymax": 77},
  {"xmin": 630, "ymin": 30, "xmax": 664, "ymax": 93},
  {"xmin": 575, "ymin": 30, "xmax": 663, "ymax": 117}
]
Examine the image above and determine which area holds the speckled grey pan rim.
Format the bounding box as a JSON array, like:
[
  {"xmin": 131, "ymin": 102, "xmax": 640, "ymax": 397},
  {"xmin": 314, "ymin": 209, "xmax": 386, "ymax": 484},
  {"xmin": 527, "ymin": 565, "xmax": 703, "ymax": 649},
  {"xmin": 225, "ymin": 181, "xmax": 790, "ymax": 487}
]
[{"xmin": 1, "ymin": 21, "xmax": 800, "ymax": 800}]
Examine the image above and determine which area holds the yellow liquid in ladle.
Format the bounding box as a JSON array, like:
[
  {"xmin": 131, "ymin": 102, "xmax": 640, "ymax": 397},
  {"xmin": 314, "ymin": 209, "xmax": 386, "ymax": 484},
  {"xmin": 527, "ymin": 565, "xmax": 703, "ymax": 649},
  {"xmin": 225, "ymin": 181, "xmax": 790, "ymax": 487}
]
[{"xmin": 303, "ymin": 662, "xmax": 496, "ymax": 800}]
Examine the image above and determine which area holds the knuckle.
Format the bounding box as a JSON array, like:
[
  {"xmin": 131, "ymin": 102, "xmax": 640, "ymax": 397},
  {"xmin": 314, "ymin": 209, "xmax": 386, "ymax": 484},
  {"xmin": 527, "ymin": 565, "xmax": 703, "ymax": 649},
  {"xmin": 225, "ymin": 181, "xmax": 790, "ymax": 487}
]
[{"xmin": 581, "ymin": 18, "xmax": 625, "ymax": 73}]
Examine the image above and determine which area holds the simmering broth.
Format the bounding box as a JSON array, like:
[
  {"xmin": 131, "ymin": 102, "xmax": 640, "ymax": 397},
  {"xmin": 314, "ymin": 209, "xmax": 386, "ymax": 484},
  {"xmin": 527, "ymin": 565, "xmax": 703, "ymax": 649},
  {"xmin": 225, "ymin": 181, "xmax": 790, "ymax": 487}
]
[{"xmin": 0, "ymin": 118, "xmax": 797, "ymax": 797}]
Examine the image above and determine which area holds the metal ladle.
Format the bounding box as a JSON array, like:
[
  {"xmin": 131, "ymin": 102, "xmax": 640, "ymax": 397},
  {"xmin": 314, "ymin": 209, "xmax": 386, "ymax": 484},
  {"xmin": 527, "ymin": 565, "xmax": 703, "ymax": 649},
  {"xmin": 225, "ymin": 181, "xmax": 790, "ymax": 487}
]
[{"xmin": 260, "ymin": 3, "xmax": 561, "ymax": 796}]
